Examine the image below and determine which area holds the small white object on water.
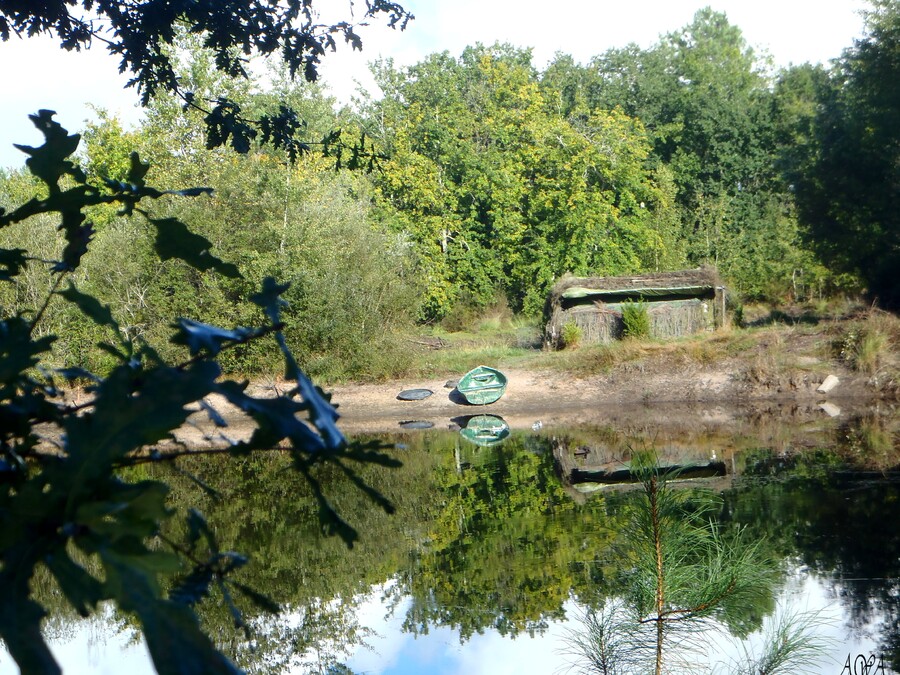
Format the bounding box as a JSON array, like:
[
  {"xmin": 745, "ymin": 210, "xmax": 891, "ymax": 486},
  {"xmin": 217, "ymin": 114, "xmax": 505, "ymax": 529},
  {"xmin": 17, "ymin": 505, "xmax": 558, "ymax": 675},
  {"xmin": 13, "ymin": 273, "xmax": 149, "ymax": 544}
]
[
  {"xmin": 532, "ymin": 420, "xmax": 543, "ymax": 431},
  {"xmin": 819, "ymin": 402, "xmax": 842, "ymax": 417},
  {"xmin": 817, "ymin": 374, "xmax": 840, "ymax": 394}
]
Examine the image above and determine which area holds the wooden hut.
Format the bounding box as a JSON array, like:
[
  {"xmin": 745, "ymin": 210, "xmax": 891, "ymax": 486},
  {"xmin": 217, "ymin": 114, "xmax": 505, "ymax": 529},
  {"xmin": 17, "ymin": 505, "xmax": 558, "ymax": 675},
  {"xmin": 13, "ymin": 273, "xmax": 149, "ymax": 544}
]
[{"xmin": 545, "ymin": 268, "xmax": 726, "ymax": 348}]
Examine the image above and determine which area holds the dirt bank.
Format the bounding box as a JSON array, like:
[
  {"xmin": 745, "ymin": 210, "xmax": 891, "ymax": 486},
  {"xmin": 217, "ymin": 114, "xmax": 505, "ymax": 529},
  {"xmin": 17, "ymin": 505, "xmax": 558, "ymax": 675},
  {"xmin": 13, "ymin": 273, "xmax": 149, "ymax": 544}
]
[
  {"xmin": 324, "ymin": 361, "xmax": 875, "ymax": 435},
  {"xmin": 174, "ymin": 329, "xmax": 888, "ymax": 445}
]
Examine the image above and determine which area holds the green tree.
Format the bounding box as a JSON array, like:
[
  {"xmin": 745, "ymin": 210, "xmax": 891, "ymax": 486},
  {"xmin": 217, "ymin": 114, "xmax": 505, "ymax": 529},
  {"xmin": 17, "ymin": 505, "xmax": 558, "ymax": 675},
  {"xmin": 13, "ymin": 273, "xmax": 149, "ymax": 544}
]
[
  {"xmin": 0, "ymin": 2, "xmax": 412, "ymax": 673},
  {"xmin": 787, "ymin": 0, "xmax": 900, "ymax": 307},
  {"xmin": 556, "ymin": 10, "xmax": 823, "ymax": 302},
  {"xmin": 369, "ymin": 45, "xmax": 678, "ymax": 319}
]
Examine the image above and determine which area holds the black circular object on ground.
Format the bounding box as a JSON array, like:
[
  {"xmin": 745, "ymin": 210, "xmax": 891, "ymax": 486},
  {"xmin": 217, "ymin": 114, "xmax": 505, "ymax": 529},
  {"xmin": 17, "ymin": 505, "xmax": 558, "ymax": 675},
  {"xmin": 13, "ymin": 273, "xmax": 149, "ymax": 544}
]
[
  {"xmin": 397, "ymin": 388, "xmax": 433, "ymax": 401},
  {"xmin": 398, "ymin": 420, "xmax": 435, "ymax": 430}
]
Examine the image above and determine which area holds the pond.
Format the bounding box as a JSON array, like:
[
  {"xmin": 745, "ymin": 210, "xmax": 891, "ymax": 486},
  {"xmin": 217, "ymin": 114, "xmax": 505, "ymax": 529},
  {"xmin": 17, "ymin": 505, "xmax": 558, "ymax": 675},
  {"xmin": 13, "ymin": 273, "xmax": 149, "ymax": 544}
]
[{"xmin": 2, "ymin": 402, "xmax": 899, "ymax": 674}]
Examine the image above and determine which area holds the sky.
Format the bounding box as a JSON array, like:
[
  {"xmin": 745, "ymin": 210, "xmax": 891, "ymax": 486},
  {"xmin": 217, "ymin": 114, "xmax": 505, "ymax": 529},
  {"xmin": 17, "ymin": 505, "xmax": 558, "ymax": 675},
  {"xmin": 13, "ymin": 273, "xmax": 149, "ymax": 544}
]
[{"xmin": 0, "ymin": 0, "xmax": 869, "ymax": 169}]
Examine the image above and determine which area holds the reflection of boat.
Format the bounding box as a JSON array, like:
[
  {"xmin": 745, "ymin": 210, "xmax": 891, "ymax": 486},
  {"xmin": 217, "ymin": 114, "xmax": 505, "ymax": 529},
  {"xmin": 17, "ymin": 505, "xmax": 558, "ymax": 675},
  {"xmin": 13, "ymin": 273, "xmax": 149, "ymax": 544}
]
[
  {"xmin": 398, "ymin": 420, "xmax": 435, "ymax": 430},
  {"xmin": 459, "ymin": 415, "xmax": 510, "ymax": 447},
  {"xmin": 457, "ymin": 366, "xmax": 507, "ymax": 405}
]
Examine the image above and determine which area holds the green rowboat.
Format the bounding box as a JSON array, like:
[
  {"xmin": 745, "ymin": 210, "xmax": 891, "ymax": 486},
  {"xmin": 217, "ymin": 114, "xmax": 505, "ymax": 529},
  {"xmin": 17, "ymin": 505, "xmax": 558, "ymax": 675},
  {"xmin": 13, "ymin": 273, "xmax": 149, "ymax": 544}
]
[
  {"xmin": 457, "ymin": 365, "xmax": 507, "ymax": 405},
  {"xmin": 459, "ymin": 415, "xmax": 510, "ymax": 447}
]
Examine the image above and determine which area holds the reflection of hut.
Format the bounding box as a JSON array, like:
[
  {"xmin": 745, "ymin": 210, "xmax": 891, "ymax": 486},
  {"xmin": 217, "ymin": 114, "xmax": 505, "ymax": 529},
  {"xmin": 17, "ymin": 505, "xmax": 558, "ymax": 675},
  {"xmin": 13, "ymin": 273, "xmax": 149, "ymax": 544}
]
[
  {"xmin": 551, "ymin": 437, "xmax": 732, "ymax": 496},
  {"xmin": 545, "ymin": 267, "xmax": 726, "ymax": 348}
]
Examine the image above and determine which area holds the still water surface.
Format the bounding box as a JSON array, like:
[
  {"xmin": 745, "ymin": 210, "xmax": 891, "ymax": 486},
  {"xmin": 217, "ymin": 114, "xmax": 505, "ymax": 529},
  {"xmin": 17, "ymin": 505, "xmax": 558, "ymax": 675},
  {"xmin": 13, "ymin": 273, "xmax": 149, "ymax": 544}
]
[{"xmin": 2, "ymin": 403, "xmax": 898, "ymax": 674}]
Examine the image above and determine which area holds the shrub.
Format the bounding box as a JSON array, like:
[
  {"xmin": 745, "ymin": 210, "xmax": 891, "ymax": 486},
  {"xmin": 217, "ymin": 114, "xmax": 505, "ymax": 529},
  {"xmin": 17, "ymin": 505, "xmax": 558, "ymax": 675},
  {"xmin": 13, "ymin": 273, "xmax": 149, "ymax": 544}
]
[
  {"xmin": 838, "ymin": 309, "xmax": 898, "ymax": 377},
  {"xmin": 621, "ymin": 300, "xmax": 650, "ymax": 339},
  {"xmin": 561, "ymin": 320, "xmax": 583, "ymax": 349}
]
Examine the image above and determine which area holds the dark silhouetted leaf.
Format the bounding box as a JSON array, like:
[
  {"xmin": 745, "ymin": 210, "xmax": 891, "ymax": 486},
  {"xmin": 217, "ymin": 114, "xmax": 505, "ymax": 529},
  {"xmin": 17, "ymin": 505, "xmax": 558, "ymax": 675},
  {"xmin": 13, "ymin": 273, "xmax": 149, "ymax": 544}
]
[
  {"xmin": 215, "ymin": 381, "xmax": 325, "ymax": 451},
  {"xmin": 102, "ymin": 555, "xmax": 241, "ymax": 674},
  {"xmin": 148, "ymin": 216, "xmax": 240, "ymax": 278},
  {"xmin": 64, "ymin": 360, "xmax": 221, "ymax": 467},
  {"xmin": 127, "ymin": 151, "xmax": 150, "ymax": 187},
  {"xmin": 170, "ymin": 566, "xmax": 214, "ymax": 608},
  {"xmin": 231, "ymin": 581, "xmax": 281, "ymax": 615},
  {"xmin": 171, "ymin": 468, "xmax": 221, "ymax": 501},
  {"xmin": 186, "ymin": 508, "xmax": 219, "ymax": 554},
  {"xmin": 53, "ymin": 219, "xmax": 94, "ymax": 272},
  {"xmin": 336, "ymin": 467, "xmax": 396, "ymax": 515},
  {"xmin": 249, "ymin": 276, "xmax": 290, "ymax": 324},
  {"xmin": 57, "ymin": 283, "xmax": 121, "ymax": 335},
  {"xmin": 0, "ymin": 318, "xmax": 56, "ymax": 383},
  {"xmin": 171, "ymin": 319, "xmax": 257, "ymax": 356},
  {"xmin": 340, "ymin": 442, "xmax": 403, "ymax": 468},
  {"xmin": 43, "ymin": 552, "xmax": 104, "ymax": 617},
  {"xmin": 0, "ymin": 588, "xmax": 61, "ymax": 673},
  {"xmin": 13, "ymin": 110, "xmax": 84, "ymax": 190}
]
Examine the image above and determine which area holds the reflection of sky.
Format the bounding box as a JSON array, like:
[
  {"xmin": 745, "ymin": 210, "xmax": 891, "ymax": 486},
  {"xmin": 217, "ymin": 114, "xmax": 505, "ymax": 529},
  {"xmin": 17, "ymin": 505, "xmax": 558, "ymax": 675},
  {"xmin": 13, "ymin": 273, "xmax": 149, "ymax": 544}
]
[
  {"xmin": 704, "ymin": 569, "xmax": 882, "ymax": 673},
  {"xmin": 344, "ymin": 567, "xmax": 886, "ymax": 675},
  {"xmin": 346, "ymin": 589, "xmax": 580, "ymax": 675},
  {"xmin": 0, "ymin": 569, "xmax": 889, "ymax": 673},
  {"xmin": 0, "ymin": 604, "xmax": 155, "ymax": 675},
  {"xmin": 347, "ymin": 571, "xmax": 878, "ymax": 675}
]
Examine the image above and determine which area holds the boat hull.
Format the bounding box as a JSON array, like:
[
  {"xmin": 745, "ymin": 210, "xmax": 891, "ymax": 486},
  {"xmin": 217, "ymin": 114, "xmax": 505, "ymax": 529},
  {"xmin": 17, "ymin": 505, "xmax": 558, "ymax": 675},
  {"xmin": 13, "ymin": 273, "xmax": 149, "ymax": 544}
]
[{"xmin": 457, "ymin": 365, "xmax": 507, "ymax": 405}]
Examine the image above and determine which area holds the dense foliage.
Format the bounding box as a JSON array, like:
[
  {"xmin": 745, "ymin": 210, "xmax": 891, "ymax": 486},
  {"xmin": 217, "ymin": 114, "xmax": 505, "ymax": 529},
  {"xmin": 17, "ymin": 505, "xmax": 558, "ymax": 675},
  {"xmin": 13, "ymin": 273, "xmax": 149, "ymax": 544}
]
[
  {"xmin": 3, "ymin": 4, "xmax": 898, "ymax": 369},
  {"xmin": 1, "ymin": 45, "xmax": 420, "ymax": 381},
  {"xmin": 784, "ymin": 0, "xmax": 900, "ymax": 308},
  {"xmin": 366, "ymin": 45, "xmax": 679, "ymax": 317}
]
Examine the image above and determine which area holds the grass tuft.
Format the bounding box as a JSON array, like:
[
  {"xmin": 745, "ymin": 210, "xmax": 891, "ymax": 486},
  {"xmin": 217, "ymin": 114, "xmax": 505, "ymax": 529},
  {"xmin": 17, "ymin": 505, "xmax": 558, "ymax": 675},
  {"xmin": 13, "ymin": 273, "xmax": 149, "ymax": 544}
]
[{"xmin": 836, "ymin": 308, "xmax": 899, "ymax": 379}]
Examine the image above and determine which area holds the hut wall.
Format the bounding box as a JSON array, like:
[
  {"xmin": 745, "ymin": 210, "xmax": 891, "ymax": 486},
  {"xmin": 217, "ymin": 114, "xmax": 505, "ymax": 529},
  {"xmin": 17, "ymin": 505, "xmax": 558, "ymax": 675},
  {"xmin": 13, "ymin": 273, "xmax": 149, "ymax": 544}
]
[
  {"xmin": 564, "ymin": 305, "xmax": 623, "ymax": 344},
  {"xmin": 544, "ymin": 268, "xmax": 726, "ymax": 348},
  {"xmin": 551, "ymin": 298, "xmax": 715, "ymax": 346},
  {"xmin": 647, "ymin": 298, "xmax": 715, "ymax": 339}
]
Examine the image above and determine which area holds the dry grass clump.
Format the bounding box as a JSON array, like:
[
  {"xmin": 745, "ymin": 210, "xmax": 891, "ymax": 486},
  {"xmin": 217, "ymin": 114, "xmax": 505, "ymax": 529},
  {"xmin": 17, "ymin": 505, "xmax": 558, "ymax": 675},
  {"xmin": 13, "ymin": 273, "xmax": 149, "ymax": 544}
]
[{"xmin": 835, "ymin": 309, "xmax": 899, "ymax": 389}]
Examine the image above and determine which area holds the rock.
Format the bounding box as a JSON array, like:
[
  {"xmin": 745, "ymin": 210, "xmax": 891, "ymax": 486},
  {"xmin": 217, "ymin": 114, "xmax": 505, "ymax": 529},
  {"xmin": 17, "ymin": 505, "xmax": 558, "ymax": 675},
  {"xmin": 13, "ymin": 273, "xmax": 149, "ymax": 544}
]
[
  {"xmin": 819, "ymin": 402, "xmax": 842, "ymax": 417},
  {"xmin": 817, "ymin": 374, "xmax": 840, "ymax": 394},
  {"xmin": 444, "ymin": 379, "xmax": 459, "ymax": 389}
]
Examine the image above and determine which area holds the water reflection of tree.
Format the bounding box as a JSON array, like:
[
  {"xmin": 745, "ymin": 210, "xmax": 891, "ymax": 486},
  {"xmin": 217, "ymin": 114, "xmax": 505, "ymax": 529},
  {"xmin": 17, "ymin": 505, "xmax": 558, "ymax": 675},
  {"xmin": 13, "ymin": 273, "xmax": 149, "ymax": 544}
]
[
  {"xmin": 402, "ymin": 436, "xmax": 618, "ymax": 640},
  {"xmin": 148, "ymin": 442, "xmax": 448, "ymax": 672},
  {"xmin": 726, "ymin": 450, "xmax": 900, "ymax": 671},
  {"xmin": 565, "ymin": 452, "xmax": 822, "ymax": 675}
]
